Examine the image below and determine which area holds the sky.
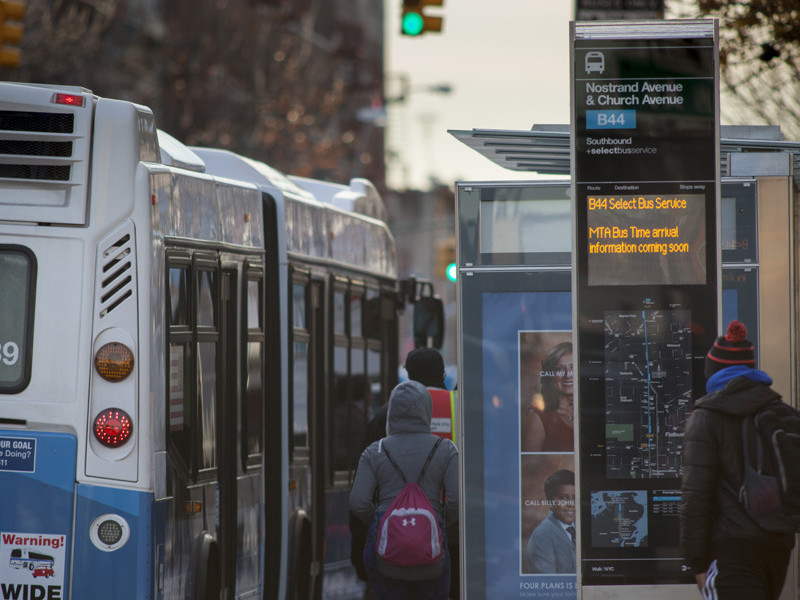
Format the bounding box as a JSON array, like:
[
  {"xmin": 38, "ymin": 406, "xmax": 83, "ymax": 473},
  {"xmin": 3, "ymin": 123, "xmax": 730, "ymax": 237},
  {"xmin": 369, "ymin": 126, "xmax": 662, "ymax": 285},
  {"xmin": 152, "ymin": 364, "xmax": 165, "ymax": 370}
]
[{"xmin": 384, "ymin": 1, "xmax": 575, "ymax": 190}]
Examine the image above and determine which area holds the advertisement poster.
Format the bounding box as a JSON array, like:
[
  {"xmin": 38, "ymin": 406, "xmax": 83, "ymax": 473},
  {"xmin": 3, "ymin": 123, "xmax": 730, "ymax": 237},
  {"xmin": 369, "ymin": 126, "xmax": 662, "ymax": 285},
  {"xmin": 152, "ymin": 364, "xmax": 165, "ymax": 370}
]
[
  {"xmin": 481, "ymin": 292, "xmax": 575, "ymax": 599},
  {"xmin": 520, "ymin": 332, "xmax": 575, "ymax": 595}
]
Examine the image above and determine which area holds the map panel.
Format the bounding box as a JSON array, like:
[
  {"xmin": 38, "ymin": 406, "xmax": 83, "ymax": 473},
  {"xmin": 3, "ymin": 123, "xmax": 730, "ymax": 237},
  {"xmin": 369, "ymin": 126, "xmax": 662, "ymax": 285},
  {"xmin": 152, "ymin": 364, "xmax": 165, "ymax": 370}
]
[
  {"xmin": 604, "ymin": 309, "xmax": 692, "ymax": 479},
  {"xmin": 590, "ymin": 490, "xmax": 648, "ymax": 548}
]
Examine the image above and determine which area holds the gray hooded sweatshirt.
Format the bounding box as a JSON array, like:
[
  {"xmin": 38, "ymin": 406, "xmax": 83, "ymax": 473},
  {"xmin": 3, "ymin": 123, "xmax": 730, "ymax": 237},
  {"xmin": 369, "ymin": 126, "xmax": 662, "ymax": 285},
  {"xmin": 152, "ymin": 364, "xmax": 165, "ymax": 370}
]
[{"xmin": 349, "ymin": 380, "xmax": 459, "ymax": 528}]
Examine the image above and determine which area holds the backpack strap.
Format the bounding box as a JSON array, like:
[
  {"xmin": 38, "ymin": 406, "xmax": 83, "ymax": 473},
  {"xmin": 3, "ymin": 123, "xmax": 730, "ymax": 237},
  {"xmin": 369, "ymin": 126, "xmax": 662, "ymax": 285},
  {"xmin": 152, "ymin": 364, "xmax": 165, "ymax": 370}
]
[
  {"xmin": 381, "ymin": 443, "xmax": 407, "ymax": 484},
  {"xmin": 741, "ymin": 415, "xmax": 762, "ymax": 473},
  {"xmin": 417, "ymin": 438, "xmax": 444, "ymax": 484},
  {"xmin": 382, "ymin": 437, "xmax": 444, "ymax": 485}
]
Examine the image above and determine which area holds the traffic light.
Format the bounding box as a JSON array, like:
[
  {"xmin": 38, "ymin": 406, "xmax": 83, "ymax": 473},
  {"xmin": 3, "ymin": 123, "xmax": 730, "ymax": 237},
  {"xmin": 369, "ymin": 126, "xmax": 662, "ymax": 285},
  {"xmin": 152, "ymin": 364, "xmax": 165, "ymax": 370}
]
[
  {"xmin": 435, "ymin": 237, "xmax": 456, "ymax": 281},
  {"xmin": 0, "ymin": 0, "xmax": 25, "ymax": 68},
  {"xmin": 445, "ymin": 262, "xmax": 457, "ymax": 283},
  {"xmin": 401, "ymin": 0, "xmax": 443, "ymax": 36}
]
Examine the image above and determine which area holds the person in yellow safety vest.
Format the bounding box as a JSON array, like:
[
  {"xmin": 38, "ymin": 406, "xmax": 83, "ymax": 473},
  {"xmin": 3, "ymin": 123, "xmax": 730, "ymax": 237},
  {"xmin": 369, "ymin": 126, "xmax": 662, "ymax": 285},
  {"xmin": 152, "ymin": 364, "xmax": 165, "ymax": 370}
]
[
  {"xmin": 405, "ymin": 347, "xmax": 457, "ymax": 443},
  {"xmin": 359, "ymin": 347, "xmax": 456, "ymax": 449},
  {"xmin": 429, "ymin": 387, "xmax": 457, "ymax": 442}
]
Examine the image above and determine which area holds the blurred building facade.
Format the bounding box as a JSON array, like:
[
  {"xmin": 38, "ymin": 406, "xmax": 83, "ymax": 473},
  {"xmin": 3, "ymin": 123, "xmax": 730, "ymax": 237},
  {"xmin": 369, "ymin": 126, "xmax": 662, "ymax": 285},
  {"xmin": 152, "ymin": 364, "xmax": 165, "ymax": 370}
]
[{"xmin": 385, "ymin": 186, "xmax": 458, "ymax": 372}]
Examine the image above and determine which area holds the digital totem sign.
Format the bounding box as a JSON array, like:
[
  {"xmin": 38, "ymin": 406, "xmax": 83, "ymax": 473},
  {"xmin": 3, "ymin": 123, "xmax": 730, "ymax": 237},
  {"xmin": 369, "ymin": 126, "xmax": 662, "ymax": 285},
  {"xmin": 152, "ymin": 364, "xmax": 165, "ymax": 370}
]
[{"xmin": 570, "ymin": 20, "xmax": 720, "ymax": 587}]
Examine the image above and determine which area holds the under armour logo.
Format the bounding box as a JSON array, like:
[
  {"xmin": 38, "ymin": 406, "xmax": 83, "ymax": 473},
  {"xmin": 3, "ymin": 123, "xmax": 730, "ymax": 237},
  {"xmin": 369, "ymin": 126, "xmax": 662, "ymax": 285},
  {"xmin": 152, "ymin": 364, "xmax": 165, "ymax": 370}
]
[{"xmin": 402, "ymin": 518, "xmax": 417, "ymax": 527}]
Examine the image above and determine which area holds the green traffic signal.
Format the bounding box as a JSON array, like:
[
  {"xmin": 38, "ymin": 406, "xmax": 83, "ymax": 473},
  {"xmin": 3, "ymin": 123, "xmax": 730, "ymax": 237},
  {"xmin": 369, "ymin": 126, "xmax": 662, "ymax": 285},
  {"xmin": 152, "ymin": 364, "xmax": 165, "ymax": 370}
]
[
  {"xmin": 401, "ymin": 11, "xmax": 424, "ymax": 36},
  {"xmin": 400, "ymin": 0, "xmax": 443, "ymax": 36},
  {"xmin": 446, "ymin": 263, "xmax": 457, "ymax": 282}
]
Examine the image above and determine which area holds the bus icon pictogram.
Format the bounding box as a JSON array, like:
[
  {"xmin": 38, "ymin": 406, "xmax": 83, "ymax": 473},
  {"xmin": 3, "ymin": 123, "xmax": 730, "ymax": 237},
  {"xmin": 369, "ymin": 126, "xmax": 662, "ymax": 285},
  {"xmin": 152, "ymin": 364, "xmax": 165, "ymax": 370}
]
[{"xmin": 585, "ymin": 51, "xmax": 605, "ymax": 74}]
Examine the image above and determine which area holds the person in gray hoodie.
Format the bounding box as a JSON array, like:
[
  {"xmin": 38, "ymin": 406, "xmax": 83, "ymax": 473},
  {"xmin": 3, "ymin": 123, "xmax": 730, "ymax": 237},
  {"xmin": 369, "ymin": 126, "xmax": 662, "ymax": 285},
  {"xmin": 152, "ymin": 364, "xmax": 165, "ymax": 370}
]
[{"xmin": 349, "ymin": 380, "xmax": 459, "ymax": 600}]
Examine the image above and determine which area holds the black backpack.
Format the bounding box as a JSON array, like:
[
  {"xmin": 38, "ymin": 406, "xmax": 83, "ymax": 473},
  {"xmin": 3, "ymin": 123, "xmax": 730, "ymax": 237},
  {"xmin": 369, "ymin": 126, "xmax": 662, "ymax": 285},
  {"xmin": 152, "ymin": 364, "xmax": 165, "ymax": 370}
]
[{"xmin": 733, "ymin": 401, "xmax": 800, "ymax": 533}]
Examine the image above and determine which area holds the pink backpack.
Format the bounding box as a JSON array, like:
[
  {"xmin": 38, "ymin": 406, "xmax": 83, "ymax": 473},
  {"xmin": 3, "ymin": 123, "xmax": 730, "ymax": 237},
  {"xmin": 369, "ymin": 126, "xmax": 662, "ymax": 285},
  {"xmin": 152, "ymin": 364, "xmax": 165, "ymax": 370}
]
[{"xmin": 375, "ymin": 438, "xmax": 445, "ymax": 574}]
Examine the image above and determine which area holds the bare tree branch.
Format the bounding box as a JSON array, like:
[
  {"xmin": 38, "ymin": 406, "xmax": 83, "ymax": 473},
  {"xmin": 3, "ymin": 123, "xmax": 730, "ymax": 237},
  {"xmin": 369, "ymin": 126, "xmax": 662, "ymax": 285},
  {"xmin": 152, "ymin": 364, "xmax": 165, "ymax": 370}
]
[
  {"xmin": 669, "ymin": 0, "xmax": 800, "ymax": 139},
  {"xmin": 2, "ymin": 0, "xmax": 386, "ymax": 189}
]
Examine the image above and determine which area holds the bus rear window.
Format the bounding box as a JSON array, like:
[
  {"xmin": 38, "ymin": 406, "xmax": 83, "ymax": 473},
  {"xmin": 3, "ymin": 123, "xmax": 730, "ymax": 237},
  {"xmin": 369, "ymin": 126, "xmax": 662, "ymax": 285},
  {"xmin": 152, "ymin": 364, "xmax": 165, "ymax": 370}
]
[{"xmin": 0, "ymin": 247, "xmax": 36, "ymax": 393}]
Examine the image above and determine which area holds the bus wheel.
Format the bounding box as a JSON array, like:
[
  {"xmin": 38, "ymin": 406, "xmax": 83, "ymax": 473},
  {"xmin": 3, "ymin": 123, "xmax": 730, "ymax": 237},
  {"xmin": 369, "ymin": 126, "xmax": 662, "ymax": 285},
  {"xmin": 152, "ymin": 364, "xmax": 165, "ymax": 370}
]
[
  {"xmin": 192, "ymin": 532, "xmax": 221, "ymax": 600},
  {"xmin": 288, "ymin": 510, "xmax": 312, "ymax": 600}
]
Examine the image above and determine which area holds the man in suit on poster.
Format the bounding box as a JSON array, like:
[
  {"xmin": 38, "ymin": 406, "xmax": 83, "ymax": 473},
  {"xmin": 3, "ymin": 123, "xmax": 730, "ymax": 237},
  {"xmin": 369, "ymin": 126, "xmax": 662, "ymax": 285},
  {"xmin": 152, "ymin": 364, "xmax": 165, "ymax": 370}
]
[{"xmin": 526, "ymin": 469, "xmax": 576, "ymax": 574}]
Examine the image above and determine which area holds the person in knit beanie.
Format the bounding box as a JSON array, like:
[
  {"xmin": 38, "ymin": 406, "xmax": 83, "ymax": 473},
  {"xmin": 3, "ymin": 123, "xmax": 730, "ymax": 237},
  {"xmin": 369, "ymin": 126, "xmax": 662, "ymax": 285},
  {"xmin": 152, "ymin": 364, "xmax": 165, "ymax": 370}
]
[
  {"xmin": 405, "ymin": 347, "xmax": 447, "ymax": 389},
  {"xmin": 704, "ymin": 319, "xmax": 755, "ymax": 380},
  {"xmin": 681, "ymin": 320, "xmax": 794, "ymax": 599}
]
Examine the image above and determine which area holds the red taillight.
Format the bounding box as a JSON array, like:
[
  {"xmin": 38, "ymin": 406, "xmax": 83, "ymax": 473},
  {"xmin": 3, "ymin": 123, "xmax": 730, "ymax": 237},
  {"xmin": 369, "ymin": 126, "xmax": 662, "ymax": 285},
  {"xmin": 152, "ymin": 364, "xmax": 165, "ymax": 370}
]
[
  {"xmin": 93, "ymin": 408, "xmax": 133, "ymax": 448},
  {"xmin": 53, "ymin": 93, "xmax": 85, "ymax": 107}
]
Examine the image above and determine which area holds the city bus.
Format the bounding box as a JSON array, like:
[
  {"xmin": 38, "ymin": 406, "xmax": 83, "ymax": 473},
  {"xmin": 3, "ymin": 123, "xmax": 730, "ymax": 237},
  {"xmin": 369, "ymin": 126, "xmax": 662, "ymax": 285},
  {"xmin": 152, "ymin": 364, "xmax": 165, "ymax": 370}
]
[
  {"xmin": 0, "ymin": 82, "xmax": 442, "ymax": 600},
  {"xmin": 9, "ymin": 548, "xmax": 55, "ymax": 571}
]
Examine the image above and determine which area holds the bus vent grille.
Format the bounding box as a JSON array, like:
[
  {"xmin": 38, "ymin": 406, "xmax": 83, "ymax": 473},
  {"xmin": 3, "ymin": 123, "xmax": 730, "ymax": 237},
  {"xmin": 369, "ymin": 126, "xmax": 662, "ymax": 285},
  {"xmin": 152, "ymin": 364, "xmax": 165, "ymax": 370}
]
[
  {"xmin": 0, "ymin": 111, "xmax": 74, "ymax": 133},
  {"xmin": 0, "ymin": 111, "xmax": 76, "ymax": 182},
  {"xmin": 99, "ymin": 233, "xmax": 134, "ymax": 318}
]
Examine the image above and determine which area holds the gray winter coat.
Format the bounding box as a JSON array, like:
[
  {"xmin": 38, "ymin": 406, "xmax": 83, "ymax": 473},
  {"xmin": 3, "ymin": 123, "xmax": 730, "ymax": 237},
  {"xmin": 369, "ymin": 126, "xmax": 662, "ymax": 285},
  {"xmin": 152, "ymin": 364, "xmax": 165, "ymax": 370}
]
[{"xmin": 349, "ymin": 380, "xmax": 459, "ymax": 528}]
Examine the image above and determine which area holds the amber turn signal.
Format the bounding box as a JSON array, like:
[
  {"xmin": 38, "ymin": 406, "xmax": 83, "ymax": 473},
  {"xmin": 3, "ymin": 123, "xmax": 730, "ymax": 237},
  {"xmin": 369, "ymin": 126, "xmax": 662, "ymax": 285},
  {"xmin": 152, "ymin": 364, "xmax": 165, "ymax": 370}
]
[{"xmin": 95, "ymin": 342, "xmax": 135, "ymax": 382}]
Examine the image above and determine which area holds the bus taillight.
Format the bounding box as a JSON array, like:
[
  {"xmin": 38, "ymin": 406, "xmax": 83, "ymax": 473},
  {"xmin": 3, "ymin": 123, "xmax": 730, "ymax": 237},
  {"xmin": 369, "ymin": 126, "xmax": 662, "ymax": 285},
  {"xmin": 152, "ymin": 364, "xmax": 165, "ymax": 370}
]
[
  {"xmin": 94, "ymin": 342, "xmax": 135, "ymax": 382},
  {"xmin": 53, "ymin": 92, "xmax": 85, "ymax": 107},
  {"xmin": 93, "ymin": 408, "xmax": 133, "ymax": 448}
]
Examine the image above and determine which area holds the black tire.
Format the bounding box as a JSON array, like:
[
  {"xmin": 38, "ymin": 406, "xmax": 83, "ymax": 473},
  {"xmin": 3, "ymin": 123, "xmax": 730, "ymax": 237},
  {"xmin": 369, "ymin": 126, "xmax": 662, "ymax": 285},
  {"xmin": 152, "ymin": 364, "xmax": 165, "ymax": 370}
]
[
  {"xmin": 193, "ymin": 532, "xmax": 221, "ymax": 600},
  {"xmin": 288, "ymin": 510, "xmax": 312, "ymax": 600}
]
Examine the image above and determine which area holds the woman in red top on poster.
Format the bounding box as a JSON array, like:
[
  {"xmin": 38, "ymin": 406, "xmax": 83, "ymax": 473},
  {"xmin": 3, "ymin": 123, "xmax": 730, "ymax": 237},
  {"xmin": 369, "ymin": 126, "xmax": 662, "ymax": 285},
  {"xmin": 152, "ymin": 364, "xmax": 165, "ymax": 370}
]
[{"xmin": 521, "ymin": 342, "xmax": 574, "ymax": 452}]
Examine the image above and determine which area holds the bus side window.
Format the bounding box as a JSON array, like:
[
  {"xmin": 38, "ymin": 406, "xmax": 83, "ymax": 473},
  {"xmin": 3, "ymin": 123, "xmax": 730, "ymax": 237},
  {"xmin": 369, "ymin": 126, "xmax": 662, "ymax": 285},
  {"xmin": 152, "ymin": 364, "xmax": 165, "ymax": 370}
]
[
  {"xmin": 195, "ymin": 265, "xmax": 217, "ymax": 471},
  {"xmin": 331, "ymin": 345, "xmax": 350, "ymax": 476},
  {"xmin": 291, "ymin": 280, "xmax": 310, "ymax": 453},
  {"xmin": 169, "ymin": 267, "xmax": 189, "ymax": 326},
  {"xmin": 331, "ymin": 283, "xmax": 350, "ymax": 478},
  {"xmin": 363, "ymin": 287, "xmax": 387, "ymax": 422},
  {"xmin": 332, "ymin": 287, "xmax": 346, "ymax": 336},
  {"xmin": 331, "ymin": 283, "xmax": 371, "ymax": 477},
  {"xmin": 197, "ymin": 269, "xmax": 216, "ymax": 327},
  {"xmin": 349, "ymin": 287, "xmax": 367, "ymax": 470},
  {"xmin": 167, "ymin": 263, "xmax": 193, "ymax": 472},
  {"xmin": 243, "ymin": 274, "xmax": 264, "ymax": 465},
  {"xmin": 168, "ymin": 343, "xmax": 193, "ymax": 467},
  {"xmin": 197, "ymin": 340, "xmax": 217, "ymax": 470},
  {"xmin": 367, "ymin": 346, "xmax": 382, "ymax": 424}
]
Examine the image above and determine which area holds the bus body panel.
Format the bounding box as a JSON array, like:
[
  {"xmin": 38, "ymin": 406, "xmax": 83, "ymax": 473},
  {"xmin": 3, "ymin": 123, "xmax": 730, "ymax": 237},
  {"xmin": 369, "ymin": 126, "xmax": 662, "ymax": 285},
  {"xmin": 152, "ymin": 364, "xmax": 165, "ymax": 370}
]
[
  {"xmin": 72, "ymin": 484, "xmax": 153, "ymax": 598},
  {"xmin": 0, "ymin": 233, "xmax": 87, "ymax": 415},
  {"xmin": 0, "ymin": 430, "xmax": 76, "ymax": 598},
  {"xmin": 236, "ymin": 472, "xmax": 265, "ymax": 597}
]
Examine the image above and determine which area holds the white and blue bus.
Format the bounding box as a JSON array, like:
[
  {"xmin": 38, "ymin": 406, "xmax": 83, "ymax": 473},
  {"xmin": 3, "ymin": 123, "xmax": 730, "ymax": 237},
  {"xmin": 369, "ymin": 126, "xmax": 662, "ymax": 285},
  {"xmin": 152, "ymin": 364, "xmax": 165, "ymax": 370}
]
[
  {"xmin": 9, "ymin": 548, "xmax": 55, "ymax": 571},
  {"xmin": 0, "ymin": 82, "xmax": 442, "ymax": 600}
]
